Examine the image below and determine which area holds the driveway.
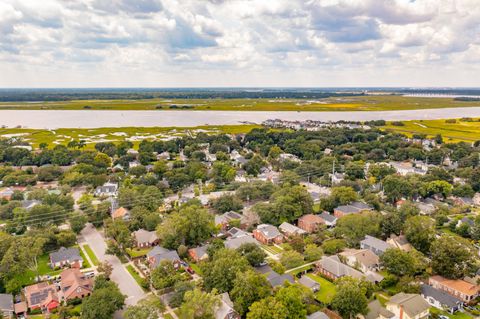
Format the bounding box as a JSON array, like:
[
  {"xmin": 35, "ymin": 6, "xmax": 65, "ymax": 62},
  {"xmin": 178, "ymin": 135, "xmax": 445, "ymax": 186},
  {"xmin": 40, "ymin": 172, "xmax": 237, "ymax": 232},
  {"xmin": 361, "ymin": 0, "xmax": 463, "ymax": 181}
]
[{"xmin": 80, "ymin": 223, "xmax": 146, "ymax": 306}]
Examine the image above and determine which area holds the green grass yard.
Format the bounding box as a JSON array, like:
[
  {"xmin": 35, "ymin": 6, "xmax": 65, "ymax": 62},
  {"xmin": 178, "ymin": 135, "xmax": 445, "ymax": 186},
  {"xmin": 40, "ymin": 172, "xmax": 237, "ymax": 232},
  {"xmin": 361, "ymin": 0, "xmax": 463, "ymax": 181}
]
[
  {"xmin": 287, "ymin": 264, "xmax": 313, "ymax": 276},
  {"xmin": 82, "ymin": 244, "xmax": 99, "ymax": 266},
  {"xmin": 126, "ymin": 247, "xmax": 151, "ymax": 258},
  {"xmin": 429, "ymin": 307, "xmax": 474, "ymax": 319},
  {"xmin": 126, "ymin": 264, "xmax": 149, "ymax": 291},
  {"xmin": 306, "ymin": 274, "xmax": 337, "ymax": 304},
  {"xmin": 261, "ymin": 244, "xmax": 283, "ymax": 255}
]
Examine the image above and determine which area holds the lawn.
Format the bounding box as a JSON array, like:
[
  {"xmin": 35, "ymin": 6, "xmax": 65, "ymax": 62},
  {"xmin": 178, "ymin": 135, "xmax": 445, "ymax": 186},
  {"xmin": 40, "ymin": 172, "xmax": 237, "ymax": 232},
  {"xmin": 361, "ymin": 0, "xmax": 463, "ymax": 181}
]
[
  {"xmin": 164, "ymin": 314, "xmax": 174, "ymax": 319},
  {"xmin": 77, "ymin": 246, "xmax": 91, "ymax": 269},
  {"xmin": 261, "ymin": 244, "xmax": 283, "ymax": 255},
  {"xmin": 82, "ymin": 244, "xmax": 99, "ymax": 266},
  {"xmin": 382, "ymin": 118, "xmax": 480, "ymax": 143},
  {"xmin": 0, "ymin": 95, "xmax": 477, "ymax": 112},
  {"xmin": 126, "ymin": 247, "xmax": 151, "ymax": 258},
  {"xmin": 189, "ymin": 263, "xmax": 203, "ymax": 276},
  {"xmin": 126, "ymin": 264, "xmax": 149, "ymax": 291},
  {"xmin": 429, "ymin": 307, "xmax": 474, "ymax": 319},
  {"xmin": 306, "ymin": 274, "xmax": 337, "ymax": 304}
]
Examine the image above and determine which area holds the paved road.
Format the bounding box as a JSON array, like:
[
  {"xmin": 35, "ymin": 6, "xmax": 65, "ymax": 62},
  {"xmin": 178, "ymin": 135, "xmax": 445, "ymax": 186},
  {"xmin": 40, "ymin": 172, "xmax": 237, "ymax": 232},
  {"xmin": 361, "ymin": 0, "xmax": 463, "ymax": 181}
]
[{"xmin": 80, "ymin": 223, "xmax": 146, "ymax": 306}]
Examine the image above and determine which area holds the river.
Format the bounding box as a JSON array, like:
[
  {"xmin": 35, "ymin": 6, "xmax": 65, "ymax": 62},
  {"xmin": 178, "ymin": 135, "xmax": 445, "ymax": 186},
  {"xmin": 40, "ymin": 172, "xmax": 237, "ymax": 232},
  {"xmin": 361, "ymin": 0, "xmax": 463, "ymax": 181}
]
[{"xmin": 1, "ymin": 108, "xmax": 480, "ymax": 129}]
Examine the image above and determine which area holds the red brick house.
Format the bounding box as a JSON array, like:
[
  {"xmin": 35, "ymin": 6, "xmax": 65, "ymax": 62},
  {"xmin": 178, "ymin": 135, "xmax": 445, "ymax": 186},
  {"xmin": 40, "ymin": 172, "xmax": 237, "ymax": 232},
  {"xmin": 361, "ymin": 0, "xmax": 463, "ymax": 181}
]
[
  {"xmin": 253, "ymin": 224, "xmax": 283, "ymax": 245},
  {"xmin": 298, "ymin": 214, "xmax": 324, "ymax": 233},
  {"xmin": 60, "ymin": 268, "xmax": 94, "ymax": 302}
]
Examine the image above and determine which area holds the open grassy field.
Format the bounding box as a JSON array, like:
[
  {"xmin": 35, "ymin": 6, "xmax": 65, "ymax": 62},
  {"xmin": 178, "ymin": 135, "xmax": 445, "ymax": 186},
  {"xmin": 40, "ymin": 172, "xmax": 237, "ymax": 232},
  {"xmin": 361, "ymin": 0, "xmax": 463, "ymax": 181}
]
[
  {"xmin": 0, "ymin": 124, "xmax": 261, "ymax": 149},
  {"xmin": 0, "ymin": 95, "xmax": 478, "ymax": 111},
  {"xmin": 382, "ymin": 118, "xmax": 480, "ymax": 143}
]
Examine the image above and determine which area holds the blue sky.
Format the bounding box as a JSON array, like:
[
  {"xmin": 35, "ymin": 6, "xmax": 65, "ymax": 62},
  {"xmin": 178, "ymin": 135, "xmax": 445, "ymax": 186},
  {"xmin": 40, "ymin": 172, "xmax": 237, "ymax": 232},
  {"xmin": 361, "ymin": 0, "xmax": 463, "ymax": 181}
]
[{"xmin": 0, "ymin": 0, "xmax": 479, "ymax": 87}]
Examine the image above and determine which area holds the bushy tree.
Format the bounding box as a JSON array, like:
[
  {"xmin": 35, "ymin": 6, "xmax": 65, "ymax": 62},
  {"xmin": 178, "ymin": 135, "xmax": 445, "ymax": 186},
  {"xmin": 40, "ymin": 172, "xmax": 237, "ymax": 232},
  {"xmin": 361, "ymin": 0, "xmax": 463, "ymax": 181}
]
[
  {"xmin": 430, "ymin": 235, "xmax": 476, "ymax": 279},
  {"xmin": 231, "ymin": 270, "xmax": 272, "ymax": 316}
]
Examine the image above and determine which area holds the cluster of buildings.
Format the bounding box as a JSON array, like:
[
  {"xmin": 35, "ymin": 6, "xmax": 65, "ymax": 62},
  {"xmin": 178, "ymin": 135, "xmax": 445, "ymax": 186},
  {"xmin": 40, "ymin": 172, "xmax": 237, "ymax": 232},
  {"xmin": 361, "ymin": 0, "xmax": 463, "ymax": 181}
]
[{"xmin": 262, "ymin": 119, "xmax": 371, "ymax": 131}]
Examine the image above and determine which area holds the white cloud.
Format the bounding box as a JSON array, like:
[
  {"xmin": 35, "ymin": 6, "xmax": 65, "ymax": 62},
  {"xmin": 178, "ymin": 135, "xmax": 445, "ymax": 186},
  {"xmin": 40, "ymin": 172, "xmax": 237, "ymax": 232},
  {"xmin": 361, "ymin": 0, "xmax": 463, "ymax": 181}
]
[{"xmin": 0, "ymin": 0, "xmax": 479, "ymax": 87}]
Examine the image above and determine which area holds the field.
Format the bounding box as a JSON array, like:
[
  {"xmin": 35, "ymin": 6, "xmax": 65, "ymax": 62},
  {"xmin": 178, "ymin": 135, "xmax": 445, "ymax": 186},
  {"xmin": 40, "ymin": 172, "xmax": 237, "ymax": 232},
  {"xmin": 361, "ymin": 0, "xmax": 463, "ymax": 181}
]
[
  {"xmin": 382, "ymin": 118, "xmax": 480, "ymax": 143},
  {"xmin": 0, "ymin": 124, "xmax": 261, "ymax": 149},
  {"xmin": 0, "ymin": 95, "xmax": 478, "ymax": 111},
  {"xmin": 306, "ymin": 274, "xmax": 337, "ymax": 304}
]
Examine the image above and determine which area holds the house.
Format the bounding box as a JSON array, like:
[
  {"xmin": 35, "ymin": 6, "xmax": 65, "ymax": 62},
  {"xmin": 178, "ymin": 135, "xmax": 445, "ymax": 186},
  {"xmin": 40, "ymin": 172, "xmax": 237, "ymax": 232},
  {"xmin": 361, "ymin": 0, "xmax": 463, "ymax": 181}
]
[
  {"xmin": 49, "ymin": 247, "xmax": 83, "ymax": 269},
  {"xmin": 253, "ymin": 224, "xmax": 283, "ymax": 245},
  {"xmin": 133, "ymin": 229, "xmax": 159, "ymax": 248},
  {"xmin": 21, "ymin": 199, "xmax": 41, "ymax": 210},
  {"xmin": 215, "ymin": 211, "xmax": 245, "ymax": 230},
  {"xmin": 94, "ymin": 182, "xmax": 118, "ymax": 197},
  {"xmin": 227, "ymin": 227, "xmax": 248, "ymax": 239},
  {"xmin": 456, "ymin": 217, "xmax": 474, "ymax": 228},
  {"xmin": 339, "ymin": 249, "xmax": 380, "ymax": 273},
  {"xmin": 316, "ymin": 255, "xmax": 364, "ymax": 281},
  {"xmin": 334, "ymin": 202, "xmax": 372, "ymax": 218},
  {"xmin": 360, "ymin": 235, "xmax": 391, "ymax": 256},
  {"xmin": 13, "ymin": 302, "xmax": 27, "ymax": 318},
  {"xmin": 318, "ymin": 212, "xmax": 337, "ymax": 227},
  {"xmin": 307, "ymin": 311, "xmax": 330, "ymax": 319},
  {"xmin": 0, "ymin": 188, "xmax": 14, "ymax": 200},
  {"xmin": 266, "ymin": 271, "xmax": 295, "ymax": 288},
  {"xmin": 188, "ymin": 245, "xmax": 209, "ymax": 262},
  {"xmin": 147, "ymin": 246, "xmax": 181, "ymax": 269},
  {"xmin": 112, "ymin": 207, "xmax": 130, "ymax": 221},
  {"xmin": 363, "ymin": 300, "xmax": 395, "ymax": 319},
  {"xmin": 224, "ymin": 234, "xmax": 259, "ymax": 250},
  {"xmin": 215, "ymin": 293, "xmax": 240, "ymax": 319},
  {"xmin": 429, "ymin": 275, "xmax": 480, "ymax": 303},
  {"xmin": 24, "ymin": 282, "xmax": 59, "ymax": 312},
  {"xmin": 386, "ymin": 234, "xmax": 413, "ymax": 252},
  {"xmin": 330, "ymin": 172, "xmax": 345, "ymax": 185},
  {"xmin": 60, "ymin": 268, "xmax": 93, "ymax": 301},
  {"xmin": 298, "ymin": 275, "xmax": 320, "ymax": 292},
  {"xmin": 415, "ymin": 201, "xmax": 436, "ymax": 215},
  {"xmin": 298, "ymin": 214, "xmax": 325, "ymax": 233},
  {"xmin": 386, "ymin": 293, "xmax": 430, "ymax": 319},
  {"xmin": 279, "ymin": 222, "xmax": 307, "ymax": 237},
  {"xmin": 389, "ymin": 161, "xmax": 428, "ymax": 176},
  {"xmin": 0, "ymin": 294, "xmax": 13, "ymax": 319},
  {"xmin": 421, "ymin": 284, "xmax": 463, "ymax": 314},
  {"xmin": 451, "ymin": 197, "xmax": 474, "ymax": 207}
]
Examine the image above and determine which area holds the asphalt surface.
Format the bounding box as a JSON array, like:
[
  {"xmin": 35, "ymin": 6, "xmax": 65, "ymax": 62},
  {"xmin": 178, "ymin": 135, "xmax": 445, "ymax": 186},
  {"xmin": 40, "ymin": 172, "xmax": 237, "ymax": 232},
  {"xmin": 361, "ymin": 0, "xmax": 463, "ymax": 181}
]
[{"xmin": 80, "ymin": 223, "xmax": 146, "ymax": 306}]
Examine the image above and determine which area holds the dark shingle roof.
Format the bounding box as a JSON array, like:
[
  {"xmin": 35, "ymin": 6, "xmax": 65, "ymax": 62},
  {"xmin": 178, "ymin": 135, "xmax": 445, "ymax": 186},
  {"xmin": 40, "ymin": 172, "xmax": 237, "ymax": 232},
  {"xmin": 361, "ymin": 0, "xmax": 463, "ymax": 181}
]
[
  {"xmin": 421, "ymin": 284, "xmax": 463, "ymax": 308},
  {"xmin": 49, "ymin": 247, "xmax": 82, "ymax": 264},
  {"xmin": 0, "ymin": 294, "xmax": 13, "ymax": 312}
]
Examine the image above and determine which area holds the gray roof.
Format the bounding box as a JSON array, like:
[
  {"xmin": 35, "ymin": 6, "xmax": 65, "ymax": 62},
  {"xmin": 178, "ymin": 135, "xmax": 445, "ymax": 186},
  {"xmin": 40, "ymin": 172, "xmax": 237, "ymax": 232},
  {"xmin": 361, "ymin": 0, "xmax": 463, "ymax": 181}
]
[
  {"xmin": 227, "ymin": 227, "xmax": 248, "ymax": 238},
  {"xmin": 279, "ymin": 222, "xmax": 307, "ymax": 235},
  {"xmin": 351, "ymin": 201, "xmax": 373, "ymax": 210},
  {"xmin": 335, "ymin": 205, "xmax": 361, "ymax": 214},
  {"xmin": 317, "ymin": 255, "xmax": 363, "ymax": 279},
  {"xmin": 421, "ymin": 284, "xmax": 463, "ymax": 308},
  {"xmin": 318, "ymin": 212, "xmax": 337, "ymax": 223},
  {"xmin": 224, "ymin": 235, "xmax": 258, "ymax": 250},
  {"xmin": 360, "ymin": 235, "xmax": 391, "ymax": 255},
  {"xmin": 21, "ymin": 200, "xmax": 40, "ymax": 210},
  {"xmin": 0, "ymin": 294, "xmax": 13, "ymax": 312},
  {"xmin": 133, "ymin": 229, "xmax": 158, "ymax": 244},
  {"xmin": 254, "ymin": 265, "xmax": 273, "ymax": 274},
  {"xmin": 146, "ymin": 246, "xmax": 170, "ymax": 258},
  {"xmin": 366, "ymin": 300, "xmax": 394, "ymax": 319},
  {"xmin": 460, "ymin": 217, "xmax": 474, "ymax": 226},
  {"xmin": 190, "ymin": 245, "xmax": 209, "ymax": 258},
  {"xmin": 298, "ymin": 275, "xmax": 320, "ymax": 289},
  {"xmin": 215, "ymin": 211, "xmax": 244, "ymax": 225},
  {"xmin": 388, "ymin": 293, "xmax": 430, "ymax": 318},
  {"xmin": 307, "ymin": 311, "xmax": 329, "ymax": 319},
  {"xmin": 151, "ymin": 250, "xmax": 181, "ymax": 268},
  {"xmin": 267, "ymin": 272, "xmax": 295, "ymax": 287},
  {"xmin": 49, "ymin": 247, "xmax": 82, "ymax": 264},
  {"xmin": 256, "ymin": 224, "xmax": 282, "ymax": 239}
]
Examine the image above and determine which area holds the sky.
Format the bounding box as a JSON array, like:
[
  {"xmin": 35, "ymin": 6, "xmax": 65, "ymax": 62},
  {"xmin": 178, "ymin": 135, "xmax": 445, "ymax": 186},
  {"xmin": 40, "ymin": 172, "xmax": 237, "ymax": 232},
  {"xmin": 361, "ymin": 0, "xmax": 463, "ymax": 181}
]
[{"xmin": 0, "ymin": 0, "xmax": 479, "ymax": 88}]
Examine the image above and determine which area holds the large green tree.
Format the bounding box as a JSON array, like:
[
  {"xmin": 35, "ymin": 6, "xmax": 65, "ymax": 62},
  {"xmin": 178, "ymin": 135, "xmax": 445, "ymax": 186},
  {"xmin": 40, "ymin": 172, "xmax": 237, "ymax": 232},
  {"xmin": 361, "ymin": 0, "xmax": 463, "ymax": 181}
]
[
  {"xmin": 178, "ymin": 289, "xmax": 220, "ymax": 319},
  {"xmin": 231, "ymin": 270, "xmax": 272, "ymax": 316},
  {"xmin": 404, "ymin": 216, "xmax": 435, "ymax": 254},
  {"xmin": 430, "ymin": 235, "xmax": 476, "ymax": 279},
  {"xmin": 331, "ymin": 278, "xmax": 368, "ymax": 319},
  {"xmin": 81, "ymin": 276, "xmax": 126, "ymax": 319},
  {"xmin": 201, "ymin": 248, "xmax": 250, "ymax": 293}
]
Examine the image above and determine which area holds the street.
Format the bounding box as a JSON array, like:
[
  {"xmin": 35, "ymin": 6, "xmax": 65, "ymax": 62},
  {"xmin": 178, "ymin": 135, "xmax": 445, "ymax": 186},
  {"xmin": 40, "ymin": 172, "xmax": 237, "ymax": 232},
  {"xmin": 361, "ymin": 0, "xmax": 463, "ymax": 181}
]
[{"xmin": 79, "ymin": 223, "xmax": 146, "ymax": 306}]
